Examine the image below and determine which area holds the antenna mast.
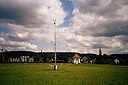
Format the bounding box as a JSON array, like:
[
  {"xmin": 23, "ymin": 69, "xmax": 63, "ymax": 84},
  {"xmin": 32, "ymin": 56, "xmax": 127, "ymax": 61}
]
[{"xmin": 53, "ymin": 20, "xmax": 57, "ymax": 70}]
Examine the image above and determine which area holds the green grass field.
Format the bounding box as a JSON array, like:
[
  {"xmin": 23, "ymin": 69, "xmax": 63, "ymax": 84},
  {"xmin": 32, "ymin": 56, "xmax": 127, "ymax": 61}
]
[{"xmin": 0, "ymin": 63, "xmax": 128, "ymax": 85}]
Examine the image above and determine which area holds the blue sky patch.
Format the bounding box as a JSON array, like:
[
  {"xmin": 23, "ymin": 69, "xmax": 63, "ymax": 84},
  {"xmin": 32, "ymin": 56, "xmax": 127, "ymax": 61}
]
[
  {"xmin": 58, "ymin": 0, "xmax": 74, "ymax": 28},
  {"xmin": 0, "ymin": 27, "xmax": 8, "ymax": 33}
]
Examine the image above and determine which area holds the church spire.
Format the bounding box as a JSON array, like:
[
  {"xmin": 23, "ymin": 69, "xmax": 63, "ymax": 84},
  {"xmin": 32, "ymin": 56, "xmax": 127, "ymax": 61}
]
[{"xmin": 99, "ymin": 48, "xmax": 102, "ymax": 56}]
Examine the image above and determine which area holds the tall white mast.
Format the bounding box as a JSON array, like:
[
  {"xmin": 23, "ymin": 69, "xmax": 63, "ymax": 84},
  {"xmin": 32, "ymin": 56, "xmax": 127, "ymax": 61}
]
[{"xmin": 53, "ymin": 20, "xmax": 57, "ymax": 70}]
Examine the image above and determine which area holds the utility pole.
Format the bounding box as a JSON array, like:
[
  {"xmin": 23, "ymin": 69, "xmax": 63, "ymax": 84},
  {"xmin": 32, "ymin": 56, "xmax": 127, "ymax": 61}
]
[{"xmin": 53, "ymin": 20, "xmax": 57, "ymax": 70}]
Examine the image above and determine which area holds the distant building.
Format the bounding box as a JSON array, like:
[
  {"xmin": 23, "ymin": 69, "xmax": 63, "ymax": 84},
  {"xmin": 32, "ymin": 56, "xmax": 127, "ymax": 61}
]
[
  {"xmin": 90, "ymin": 58, "xmax": 96, "ymax": 64},
  {"xmin": 107, "ymin": 59, "xmax": 120, "ymax": 65},
  {"xmin": 82, "ymin": 56, "xmax": 96, "ymax": 64},
  {"xmin": 82, "ymin": 56, "xmax": 90, "ymax": 63},
  {"xmin": 72, "ymin": 54, "xmax": 81, "ymax": 64},
  {"xmin": 9, "ymin": 56, "xmax": 34, "ymax": 63},
  {"xmin": 114, "ymin": 59, "xmax": 120, "ymax": 64},
  {"xmin": 20, "ymin": 56, "xmax": 34, "ymax": 62},
  {"xmin": 68, "ymin": 57, "xmax": 72, "ymax": 63},
  {"xmin": 10, "ymin": 58, "xmax": 20, "ymax": 62}
]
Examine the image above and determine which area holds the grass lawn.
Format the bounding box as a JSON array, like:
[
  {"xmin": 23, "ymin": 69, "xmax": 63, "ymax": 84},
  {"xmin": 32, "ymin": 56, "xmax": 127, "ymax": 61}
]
[{"xmin": 0, "ymin": 63, "xmax": 128, "ymax": 85}]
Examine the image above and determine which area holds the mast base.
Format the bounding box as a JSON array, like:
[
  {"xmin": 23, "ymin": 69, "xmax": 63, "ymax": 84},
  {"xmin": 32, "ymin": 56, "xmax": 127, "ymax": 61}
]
[{"xmin": 54, "ymin": 65, "xmax": 57, "ymax": 70}]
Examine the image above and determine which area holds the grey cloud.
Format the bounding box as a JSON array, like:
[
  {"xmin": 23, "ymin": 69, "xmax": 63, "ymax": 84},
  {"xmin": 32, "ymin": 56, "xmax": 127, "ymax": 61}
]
[
  {"xmin": 57, "ymin": 0, "xmax": 128, "ymax": 54},
  {"xmin": 56, "ymin": 0, "xmax": 128, "ymax": 54},
  {"xmin": 8, "ymin": 33, "xmax": 34, "ymax": 42},
  {"xmin": 92, "ymin": 44, "xmax": 110, "ymax": 49},
  {"xmin": 0, "ymin": 23, "xmax": 43, "ymax": 42},
  {"xmin": 116, "ymin": 35, "xmax": 128, "ymax": 44},
  {"xmin": 77, "ymin": 0, "xmax": 127, "ymax": 18},
  {"xmin": 78, "ymin": 19, "xmax": 128, "ymax": 37},
  {"xmin": 72, "ymin": 0, "xmax": 128, "ymax": 37},
  {"xmin": 0, "ymin": 31, "xmax": 44, "ymax": 42},
  {"xmin": 0, "ymin": 0, "xmax": 46, "ymax": 27},
  {"xmin": 0, "ymin": 37, "xmax": 37, "ymax": 51},
  {"xmin": 0, "ymin": 0, "xmax": 66, "ymax": 52},
  {"xmin": 63, "ymin": 34, "xmax": 127, "ymax": 53}
]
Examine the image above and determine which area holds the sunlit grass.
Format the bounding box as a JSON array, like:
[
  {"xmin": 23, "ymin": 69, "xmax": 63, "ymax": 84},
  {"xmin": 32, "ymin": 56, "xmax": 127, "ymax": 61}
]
[{"xmin": 0, "ymin": 63, "xmax": 128, "ymax": 85}]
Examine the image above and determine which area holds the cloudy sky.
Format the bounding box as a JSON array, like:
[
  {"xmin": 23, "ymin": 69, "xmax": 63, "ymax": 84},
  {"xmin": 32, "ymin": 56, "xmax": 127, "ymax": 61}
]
[{"xmin": 0, "ymin": 0, "xmax": 128, "ymax": 54}]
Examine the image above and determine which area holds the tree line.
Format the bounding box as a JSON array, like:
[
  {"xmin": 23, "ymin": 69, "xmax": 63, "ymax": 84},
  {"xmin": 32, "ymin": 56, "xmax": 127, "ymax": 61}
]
[{"xmin": 0, "ymin": 51, "xmax": 128, "ymax": 65}]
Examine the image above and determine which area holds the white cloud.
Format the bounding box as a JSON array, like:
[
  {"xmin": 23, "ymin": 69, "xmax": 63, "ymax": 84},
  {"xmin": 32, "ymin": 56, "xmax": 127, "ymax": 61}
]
[
  {"xmin": 0, "ymin": 0, "xmax": 66, "ymax": 51},
  {"xmin": 0, "ymin": 0, "xmax": 128, "ymax": 54},
  {"xmin": 0, "ymin": 0, "xmax": 66, "ymax": 27},
  {"xmin": 56, "ymin": 0, "xmax": 128, "ymax": 54},
  {"xmin": 0, "ymin": 37, "xmax": 37, "ymax": 51}
]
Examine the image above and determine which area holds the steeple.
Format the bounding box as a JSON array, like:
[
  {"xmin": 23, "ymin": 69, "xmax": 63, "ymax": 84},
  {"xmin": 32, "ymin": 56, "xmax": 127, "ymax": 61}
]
[{"xmin": 99, "ymin": 48, "xmax": 102, "ymax": 56}]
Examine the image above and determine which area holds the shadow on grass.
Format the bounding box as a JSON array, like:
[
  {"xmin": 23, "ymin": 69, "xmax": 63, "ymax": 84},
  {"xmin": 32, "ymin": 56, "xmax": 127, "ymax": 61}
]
[
  {"xmin": 40, "ymin": 69, "xmax": 72, "ymax": 72},
  {"xmin": 40, "ymin": 69, "xmax": 55, "ymax": 71},
  {"xmin": 0, "ymin": 73, "xmax": 11, "ymax": 76}
]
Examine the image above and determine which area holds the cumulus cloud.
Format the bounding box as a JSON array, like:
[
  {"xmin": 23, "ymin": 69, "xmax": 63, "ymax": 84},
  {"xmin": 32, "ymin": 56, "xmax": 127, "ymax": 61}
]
[
  {"xmin": 0, "ymin": 0, "xmax": 66, "ymax": 51},
  {"xmin": 57, "ymin": 0, "xmax": 128, "ymax": 54},
  {"xmin": 0, "ymin": 0, "xmax": 66, "ymax": 27},
  {"xmin": 71, "ymin": 0, "xmax": 128, "ymax": 37},
  {"xmin": 0, "ymin": 37, "xmax": 37, "ymax": 51},
  {"xmin": 0, "ymin": 0, "xmax": 128, "ymax": 54}
]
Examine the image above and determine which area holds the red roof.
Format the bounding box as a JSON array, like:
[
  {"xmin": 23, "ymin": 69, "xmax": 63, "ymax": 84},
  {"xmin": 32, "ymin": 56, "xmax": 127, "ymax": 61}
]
[{"xmin": 73, "ymin": 54, "xmax": 81, "ymax": 58}]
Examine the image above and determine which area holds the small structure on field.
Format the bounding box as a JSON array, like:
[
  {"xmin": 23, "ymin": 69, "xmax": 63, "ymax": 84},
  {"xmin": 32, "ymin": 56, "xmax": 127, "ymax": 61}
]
[{"xmin": 72, "ymin": 53, "xmax": 81, "ymax": 64}]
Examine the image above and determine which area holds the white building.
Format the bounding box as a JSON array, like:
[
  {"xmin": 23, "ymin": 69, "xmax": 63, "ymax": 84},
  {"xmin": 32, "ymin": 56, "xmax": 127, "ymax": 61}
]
[
  {"xmin": 82, "ymin": 56, "xmax": 89, "ymax": 63},
  {"xmin": 9, "ymin": 56, "xmax": 34, "ymax": 62},
  {"xmin": 72, "ymin": 54, "xmax": 81, "ymax": 64}
]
